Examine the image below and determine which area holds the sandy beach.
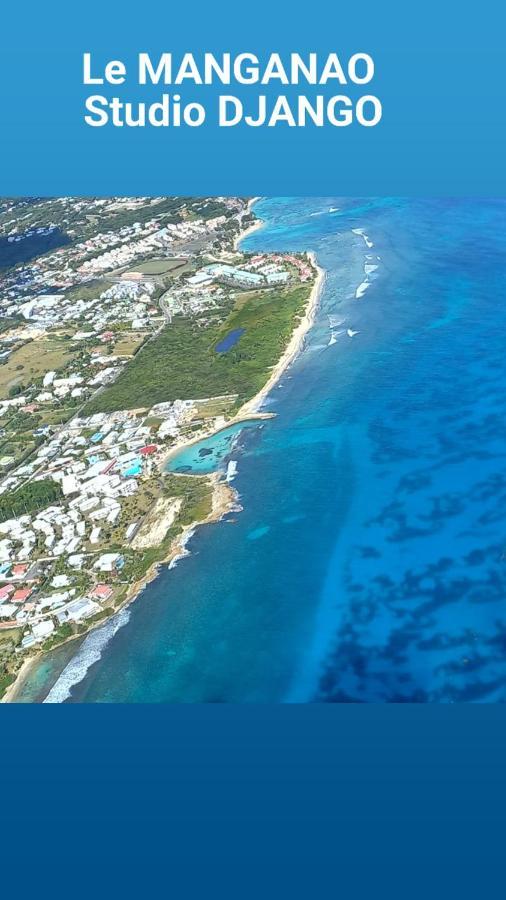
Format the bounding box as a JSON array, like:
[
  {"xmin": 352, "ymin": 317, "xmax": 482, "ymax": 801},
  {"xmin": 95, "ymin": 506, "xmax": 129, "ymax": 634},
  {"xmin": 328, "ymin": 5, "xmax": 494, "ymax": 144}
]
[
  {"xmin": 2, "ymin": 655, "xmax": 38, "ymax": 703},
  {"xmin": 236, "ymin": 199, "xmax": 325, "ymax": 415},
  {"xmin": 233, "ymin": 197, "xmax": 263, "ymax": 249},
  {"xmin": 2, "ymin": 198, "xmax": 324, "ymax": 703},
  {"xmin": 238, "ymin": 250, "xmax": 325, "ymax": 417}
]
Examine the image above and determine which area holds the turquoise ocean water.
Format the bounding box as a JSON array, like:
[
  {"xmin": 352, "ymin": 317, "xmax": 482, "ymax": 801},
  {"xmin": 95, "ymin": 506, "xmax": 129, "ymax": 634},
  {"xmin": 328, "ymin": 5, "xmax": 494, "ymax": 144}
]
[
  {"xmin": 167, "ymin": 420, "xmax": 261, "ymax": 475},
  {"xmin": 17, "ymin": 197, "xmax": 506, "ymax": 702}
]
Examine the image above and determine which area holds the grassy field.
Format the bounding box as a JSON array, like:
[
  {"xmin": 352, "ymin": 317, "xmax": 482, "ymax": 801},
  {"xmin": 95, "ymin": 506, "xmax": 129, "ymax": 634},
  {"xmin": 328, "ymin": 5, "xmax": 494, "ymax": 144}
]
[
  {"xmin": 113, "ymin": 332, "xmax": 148, "ymax": 357},
  {"xmin": 191, "ymin": 395, "xmax": 238, "ymax": 419},
  {"xmin": 0, "ymin": 436, "xmax": 38, "ymax": 469},
  {"xmin": 0, "ymin": 338, "xmax": 74, "ymax": 399},
  {"xmin": 0, "ymin": 627, "xmax": 22, "ymax": 648},
  {"xmin": 36, "ymin": 406, "xmax": 79, "ymax": 427},
  {"xmin": 84, "ymin": 283, "xmax": 313, "ymax": 414},
  {"xmin": 61, "ymin": 279, "xmax": 111, "ymax": 304}
]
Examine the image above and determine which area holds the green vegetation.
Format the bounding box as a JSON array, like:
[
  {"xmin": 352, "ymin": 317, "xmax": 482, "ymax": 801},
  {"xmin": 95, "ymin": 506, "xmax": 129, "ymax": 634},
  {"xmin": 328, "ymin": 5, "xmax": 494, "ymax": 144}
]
[
  {"xmin": 112, "ymin": 333, "xmax": 148, "ymax": 357},
  {"xmin": 86, "ymin": 197, "xmax": 186, "ymax": 235},
  {"xmin": 192, "ymin": 395, "xmax": 237, "ymax": 419},
  {"xmin": 85, "ymin": 283, "xmax": 312, "ymax": 413},
  {"xmin": 0, "ymin": 627, "xmax": 22, "ymax": 647},
  {"xmin": 0, "ymin": 627, "xmax": 22, "ymax": 698},
  {"xmin": 0, "ymin": 437, "xmax": 38, "ymax": 473},
  {"xmin": 105, "ymin": 477, "xmax": 160, "ymax": 548},
  {"xmin": 143, "ymin": 416, "xmax": 163, "ymax": 428},
  {"xmin": 81, "ymin": 607, "xmax": 114, "ymax": 627},
  {"xmin": 37, "ymin": 407, "xmax": 78, "ymax": 427},
  {"xmin": 0, "ymin": 316, "xmax": 22, "ymax": 335},
  {"xmin": 41, "ymin": 623, "xmax": 74, "ymax": 650},
  {"xmin": 119, "ymin": 474, "xmax": 213, "ymax": 583},
  {"xmin": 163, "ymin": 474, "xmax": 213, "ymax": 525},
  {"xmin": 0, "ymin": 478, "xmax": 63, "ymax": 523},
  {"xmin": 61, "ymin": 279, "xmax": 110, "ymax": 304},
  {"xmin": 0, "ymin": 672, "xmax": 15, "ymax": 698},
  {"xmin": 189, "ymin": 199, "xmax": 231, "ymax": 220}
]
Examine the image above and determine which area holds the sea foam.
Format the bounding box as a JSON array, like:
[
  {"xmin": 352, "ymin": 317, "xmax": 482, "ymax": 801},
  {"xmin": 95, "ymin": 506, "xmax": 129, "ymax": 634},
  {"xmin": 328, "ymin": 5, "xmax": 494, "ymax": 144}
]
[
  {"xmin": 43, "ymin": 608, "xmax": 131, "ymax": 703},
  {"xmin": 352, "ymin": 227, "xmax": 374, "ymax": 248},
  {"xmin": 168, "ymin": 527, "xmax": 196, "ymax": 569},
  {"xmin": 355, "ymin": 281, "xmax": 371, "ymax": 299}
]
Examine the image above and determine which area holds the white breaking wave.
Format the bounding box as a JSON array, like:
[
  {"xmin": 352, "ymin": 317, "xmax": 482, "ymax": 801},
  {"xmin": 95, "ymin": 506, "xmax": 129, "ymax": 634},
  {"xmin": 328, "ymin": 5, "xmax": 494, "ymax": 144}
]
[
  {"xmin": 348, "ymin": 230, "xmax": 379, "ymax": 300},
  {"xmin": 168, "ymin": 527, "xmax": 196, "ymax": 569},
  {"xmin": 355, "ymin": 281, "xmax": 371, "ymax": 299},
  {"xmin": 43, "ymin": 608, "xmax": 131, "ymax": 703},
  {"xmin": 352, "ymin": 227, "xmax": 374, "ymax": 248},
  {"xmin": 309, "ymin": 206, "xmax": 339, "ymax": 217}
]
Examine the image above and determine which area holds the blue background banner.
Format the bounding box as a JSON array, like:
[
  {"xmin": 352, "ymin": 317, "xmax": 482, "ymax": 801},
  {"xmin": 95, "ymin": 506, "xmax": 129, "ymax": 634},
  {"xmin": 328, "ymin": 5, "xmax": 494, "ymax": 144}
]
[
  {"xmin": 2, "ymin": 2, "xmax": 506, "ymax": 890},
  {"xmin": 3, "ymin": 705, "xmax": 506, "ymax": 896},
  {"xmin": 1, "ymin": 0, "xmax": 505, "ymax": 195}
]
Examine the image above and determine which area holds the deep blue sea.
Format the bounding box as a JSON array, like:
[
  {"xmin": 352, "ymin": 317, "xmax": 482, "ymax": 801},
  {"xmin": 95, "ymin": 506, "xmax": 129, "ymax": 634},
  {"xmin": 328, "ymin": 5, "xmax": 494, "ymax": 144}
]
[
  {"xmin": 17, "ymin": 197, "xmax": 506, "ymax": 702},
  {"xmin": 0, "ymin": 227, "xmax": 70, "ymax": 269}
]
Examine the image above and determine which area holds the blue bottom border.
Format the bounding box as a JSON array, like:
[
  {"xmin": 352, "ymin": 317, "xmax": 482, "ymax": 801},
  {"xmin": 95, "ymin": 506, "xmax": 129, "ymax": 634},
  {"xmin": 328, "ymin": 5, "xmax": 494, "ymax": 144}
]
[{"xmin": 2, "ymin": 705, "xmax": 506, "ymax": 895}]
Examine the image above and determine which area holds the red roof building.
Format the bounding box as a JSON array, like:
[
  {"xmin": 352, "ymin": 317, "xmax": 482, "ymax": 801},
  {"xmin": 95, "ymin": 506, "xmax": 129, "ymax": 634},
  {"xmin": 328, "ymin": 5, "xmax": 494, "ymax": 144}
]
[
  {"xmin": 140, "ymin": 444, "xmax": 157, "ymax": 456},
  {"xmin": 0, "ymin": 584, "xmax": 15, "ymax": 600},
  {"xmin": 12, "ymin": 588, "xmax": 32, "ymax": 603},
  {"xmin": 12, "ymin": 564, "xmax": 28, "ymax": 578},
  {"xmin": 90, "ymin": 584, "xmax": 113, "ymax": 601}
]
